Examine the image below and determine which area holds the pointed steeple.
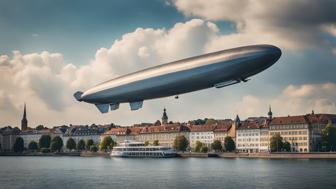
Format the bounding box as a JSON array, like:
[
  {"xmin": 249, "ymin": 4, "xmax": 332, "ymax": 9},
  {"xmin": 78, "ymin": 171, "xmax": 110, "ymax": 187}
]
[
  {"xmin": 268, "ymin": 105, "xmax": 273, "ymax": 120},
  {"xmin": 21, "ymin": 103, "xmax": 28, "ymax": 130},
  {"xmin": 234, "ymin": 114, "xmax": 240, "ymax": 126},
  {"xmin": 161, "ymin": 108, "xmax": 168, "ymax": 125}
]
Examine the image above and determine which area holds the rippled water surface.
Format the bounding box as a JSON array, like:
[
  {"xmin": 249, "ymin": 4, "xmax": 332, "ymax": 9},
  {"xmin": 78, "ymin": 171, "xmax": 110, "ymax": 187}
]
[{"xmin": 0, "ymin": 156, "xmax": 336, "ymax": 189}]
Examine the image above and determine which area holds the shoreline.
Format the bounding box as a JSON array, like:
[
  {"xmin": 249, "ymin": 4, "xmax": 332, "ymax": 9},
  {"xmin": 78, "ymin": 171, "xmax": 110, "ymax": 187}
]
[{"xmin": 2, "ymin": 152, "xmax": 336, "ymax": 159}]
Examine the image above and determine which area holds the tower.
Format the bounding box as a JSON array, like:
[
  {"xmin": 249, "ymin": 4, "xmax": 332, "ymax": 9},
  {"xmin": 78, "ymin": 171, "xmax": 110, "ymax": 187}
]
[
  {"xmin": 268, "ymin": 105, "xmax": 273, "ymax": 120},
  {"xmin": 21, "ymin": 103, "xmax": 28, "ymax": 131},
  {"xmin": 234, "ymin": 114, "xmax": 240, "ymax": 127},
  {"xmin": 161, "ymin": 108, "xmax": 168, "ymax": 125}
]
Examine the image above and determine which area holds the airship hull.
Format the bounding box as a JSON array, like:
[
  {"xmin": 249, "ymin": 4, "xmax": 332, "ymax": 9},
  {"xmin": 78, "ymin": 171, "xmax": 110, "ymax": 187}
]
[{"xmin": 74, "ymin": 44, "xmax": 281, "ymax": 112}]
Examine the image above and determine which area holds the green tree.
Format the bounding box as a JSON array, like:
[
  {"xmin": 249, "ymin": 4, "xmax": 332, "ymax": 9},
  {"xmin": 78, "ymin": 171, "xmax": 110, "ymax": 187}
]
[
  {"xmin": 201, "ymin": 146, "xmax": 208, "ymax": 153},
  {"xmin": 224, "ymin": 136, "xmax": 236, "ymax": 152},
  {"xmin": 13, "ymin": 137, "xmax": 24, "ymax": 153},
  {"xmin": 270, "ymin": 133, "xmax": 284, "ymax": 152},
  {"xmin": 66, "ymin": 138, "xmax": 76, "ymax": 151},
  {"xmin": 99, "ymin": 136, "xmax": 116, "ymax": 151},
  {"xmin": 86, "ymin": 139, "xmax": 94, "ymax": 151},
  {"xmin": 90, "ymin": 145, "xmax": 98, "ymax": 152},
  {"xmin": 77, "ymin": 139, "xmax": 86, "ymax": 151},
  {"xmin": 173, "ymin": 135, "xmax": 189, "ymax": 152},
  {"xmin": 211, "ymin": 140, "xmax": 222, "ymax": 152},
  {"xmin": 144, "ymin": 141, "xmax": 150, "ymax": 146},
  {"xmin": 195, "ymin": 141, "xmax": 203, "ymax": 152},
  {"xmin": 39, "ymin": 135, "xmax": 51, "ymax": 149},
  {"xmin": 283, "ymin": 141, "xmax": 291, "ymax": 152},
  {"xmin": 322, "ymin": 121, "xmax": 336, "ymax": 151},
  {"xmin": 35, "ymin": 125, "xmax": 45, "ymax": 130},
  {"xmin": 153, "ymin": 140, "xmax": 159, "ymax": 146},
  {"xmin": 50, "ymin": 136, "xmax": 63, "ymax": 152},
  {"xmin": 28, "ymin": 141, "xmax": 38, "ymax": 151}
]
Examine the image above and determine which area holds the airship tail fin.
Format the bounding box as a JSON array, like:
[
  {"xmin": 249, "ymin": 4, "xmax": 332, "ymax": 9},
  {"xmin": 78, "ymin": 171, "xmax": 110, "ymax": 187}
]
[
  {"xmin": 95, "ymin": 104, "xmax": 109, "ymax": 113},
  {"xmin": 74, "ymin": 91, "xmax": 83, "ymax": 101},
  {"xmin": 129, "ymin": 101, "xmax": 143, "ymax": 110}
]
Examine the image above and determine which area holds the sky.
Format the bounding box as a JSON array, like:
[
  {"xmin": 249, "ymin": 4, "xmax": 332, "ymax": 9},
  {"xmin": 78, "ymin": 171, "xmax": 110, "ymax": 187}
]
[{"xmin": 0, "ymin": 0, "xmax": 336, "ymax": 128}]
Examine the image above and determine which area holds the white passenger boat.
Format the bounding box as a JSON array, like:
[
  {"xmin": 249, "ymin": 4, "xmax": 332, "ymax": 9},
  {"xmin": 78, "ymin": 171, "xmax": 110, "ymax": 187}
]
[{"xmin": 110, "ymin": 140, "xmax": 176, "ymax": 158}]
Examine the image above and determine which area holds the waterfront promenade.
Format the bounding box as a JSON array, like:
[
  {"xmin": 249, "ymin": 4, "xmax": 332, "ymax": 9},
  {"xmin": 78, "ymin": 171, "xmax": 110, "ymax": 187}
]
[{"xmin": 3, "ymin": 151, "xmax": 336, "ymax": 159}]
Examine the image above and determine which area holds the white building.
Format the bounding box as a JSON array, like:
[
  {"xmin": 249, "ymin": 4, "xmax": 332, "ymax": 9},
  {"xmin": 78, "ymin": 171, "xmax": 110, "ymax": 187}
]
[
  {"xmin": 188, "ymin": 124, "xmax": 216, "ymax": 149},
  {"xmin": 236, "ymin": 117, "xmax": 269, "ymax": 153}
]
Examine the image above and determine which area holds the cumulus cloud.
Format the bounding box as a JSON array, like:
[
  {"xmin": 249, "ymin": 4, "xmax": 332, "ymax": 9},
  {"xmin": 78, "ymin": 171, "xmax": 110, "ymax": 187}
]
[
  {"xmin": 171, "ymin": 0, "xmax": 336, "ymax": 51},
  {"xmin": 0, "ymin": 19, "xmax": 220, "ymax": 127},
  {"xmin": 235, "ymin": 83, "xmax": 336, "ymax": 118}
]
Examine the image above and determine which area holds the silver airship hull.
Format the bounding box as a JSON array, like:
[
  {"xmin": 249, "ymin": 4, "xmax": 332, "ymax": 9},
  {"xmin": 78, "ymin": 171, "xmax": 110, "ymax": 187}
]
[{"xmin": 74, "ymin": 44, "xmax": 281, "ymax": 113}]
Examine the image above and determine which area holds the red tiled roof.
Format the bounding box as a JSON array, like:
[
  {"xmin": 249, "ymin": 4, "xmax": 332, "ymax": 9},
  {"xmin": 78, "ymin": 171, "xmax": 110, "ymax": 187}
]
[
  {"xmin": 188, "ymin": 124, "xmax": 217, "ymax": 132},
  {"xmin": 140, "ymin": 123, "xmax": 188, "ymax": 134},
  {"xmin": 270, "ymin": 115, "xmax": 308, "ymax": 125}
]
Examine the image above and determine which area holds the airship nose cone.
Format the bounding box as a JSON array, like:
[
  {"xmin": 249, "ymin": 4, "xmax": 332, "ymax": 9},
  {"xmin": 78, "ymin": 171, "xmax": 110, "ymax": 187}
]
[{"xmin": 263, "ymin": 45, "xmax": 282, "ymax": 64}]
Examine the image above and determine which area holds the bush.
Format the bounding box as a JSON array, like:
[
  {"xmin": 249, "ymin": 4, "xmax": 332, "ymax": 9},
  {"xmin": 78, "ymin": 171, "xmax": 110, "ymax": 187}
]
[
  {"xmin": 41, "ymin": 148, "xmax": 51, "ymax": 153},
  {"xmin": 77, "ymin": 139, "xmax": 86, "ymax": 151},
  {"xmin": 90, "ymin": 145, "xmax": 98, "ymax": 152},
  {"xmin": 39, "ymin": 135, "xmax": 51, "ymax": 149},
  {"xmin": 51, "ymin": 136, "xmax": 63, "ymax": 152}
]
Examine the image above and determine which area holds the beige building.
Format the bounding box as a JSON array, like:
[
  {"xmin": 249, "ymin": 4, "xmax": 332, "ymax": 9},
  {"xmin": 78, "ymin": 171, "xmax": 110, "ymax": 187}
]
[
  {"xmin": 270, "ymin": 113, "xmax": 335, "ymax": 152},
  {"xmin": 138, "ymin": 123, "xmax": 190, "ymax": 147}
]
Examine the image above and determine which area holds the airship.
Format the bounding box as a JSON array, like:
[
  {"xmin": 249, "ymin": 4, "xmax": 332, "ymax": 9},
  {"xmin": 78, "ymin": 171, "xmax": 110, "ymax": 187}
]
[{"xmin": 74, "ymin": 44, "xmax": 281, "ymax": 113}]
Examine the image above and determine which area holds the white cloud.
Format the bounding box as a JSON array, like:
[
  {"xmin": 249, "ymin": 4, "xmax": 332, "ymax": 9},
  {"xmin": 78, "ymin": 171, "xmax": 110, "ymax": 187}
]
[
  {"xmin": 235, "ymin": 83, "xmax": 336, "ymax": 118},
  {"xmin": 171, "ymin": 0, "xmax": 336, "ymax": 51}
]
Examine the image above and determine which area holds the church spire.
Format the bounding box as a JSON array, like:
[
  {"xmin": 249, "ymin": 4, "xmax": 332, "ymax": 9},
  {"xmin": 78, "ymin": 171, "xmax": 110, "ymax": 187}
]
[
  {"xmin": 162, "ymin": 108, "xmax": 168, "ymax": 125},
  {"xmin": 268, "ymin": 105, "xmax": 273, "ymax": 120},
  {"xmin": 21, "ymin": 103, "xmax": 28, "ymax": 130}
]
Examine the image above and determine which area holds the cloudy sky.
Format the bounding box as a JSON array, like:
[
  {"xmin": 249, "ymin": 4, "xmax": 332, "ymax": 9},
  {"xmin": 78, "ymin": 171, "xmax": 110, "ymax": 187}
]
[{"xmin": 0, "ymin": 0, "xmax": 336, "ymax": 128}]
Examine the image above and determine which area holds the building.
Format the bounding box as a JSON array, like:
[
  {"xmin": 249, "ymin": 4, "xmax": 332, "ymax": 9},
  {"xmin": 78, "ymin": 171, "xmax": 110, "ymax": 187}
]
[
  {"xmin": 138, "ymin": 123, "xmax": 190, "ymax": 147},
  {"xmin": 21, "ymin": 103, "xmax": 28, "ymax": 131},
  {"xmin": 63, "ymin": 125, "xmax": 106, "ymax": 146},
  {"xmin": 0, "ymin": 126, "xmax": 21, "ymax": 151},
  {"xmin": 213, "ymin": 120, "xmax": 233, "ymax": 144},
  {"xmin": 188, "ymin": 124, "xmax": 216, "ymax": 149},
  {"xmin": 236, "ymin": 117, "xmax": 268, "ymax": 153},
  {"xmin": 269, "ymin": 113, "xmax": 336, "ymax": 152}
]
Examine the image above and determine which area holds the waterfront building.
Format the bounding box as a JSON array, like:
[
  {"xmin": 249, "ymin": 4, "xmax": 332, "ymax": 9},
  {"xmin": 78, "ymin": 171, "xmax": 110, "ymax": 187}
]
[
  {"xmin": 188, "ymin": 124, "xmax": 216, "ymax": 149},
  {"xmin": 213, "ymin": 120, "xmax": 233, "ymax": 144},
  {"xmin": 236, "ymin": 117, "xmax": 268, "ymax": 153},
  {"xmin": 138, "ymin": 123, "xmax": 190, "ymax": 147},
  {"xmin": 0, "ymin": 126, "xmax": 20, "ymax": 151},
  {"xmin": 269, "ymin": 113, "xmax": 336, "ymax": 152},
  {"xmin": 102, "ymin": 127, "xmax": 133, "ymax": 143},
  {"xmin": 63, "ymin": 125, "xmax": 106, "ymax": 146}
]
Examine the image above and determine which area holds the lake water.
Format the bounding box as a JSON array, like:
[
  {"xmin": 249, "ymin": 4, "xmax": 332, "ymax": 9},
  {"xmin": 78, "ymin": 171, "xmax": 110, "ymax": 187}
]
[{"xmin": 0, "ymin": 157, "xmax": 336, "ymax": 189}]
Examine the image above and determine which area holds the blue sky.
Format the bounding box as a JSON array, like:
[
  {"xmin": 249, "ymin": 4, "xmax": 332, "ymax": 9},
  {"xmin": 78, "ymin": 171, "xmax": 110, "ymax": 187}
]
[{"xmin": 0, "ymin": 0, "xmax": 335, "ymax": 127}]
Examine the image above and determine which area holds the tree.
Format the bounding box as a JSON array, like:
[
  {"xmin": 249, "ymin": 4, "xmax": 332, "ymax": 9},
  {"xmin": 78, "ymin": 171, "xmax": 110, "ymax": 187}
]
[
  {"xmin": 201, "ymin": 146, "xmax": 208, "ymax": 153},
  {"xmin": 36, "ymin": 125, "xmax": 45, "ymax": 130},
  {"xmin": 50, "ymin": 136, "xmax": 63, "ymax": 152},
  {"xmin": 195, "ymin": 141, "xmax": 203, "ymax": 152},
  {"xmin": 283, "ymin": 141, "xmax": 291, "ymax": 152},
  {"xmin": 322, "ymin": 121, "xmax": 336, "ymax": 151},
  {"xmin": 173, "ymin": 135, "xmax": 189, "ymax": 152},
  {"xmin": 39, "ymin": 135, "xmax": 51, "ymax": 149},
  {"xmin": 211, "ymin": 140, "xmax": 223, "ymax": 152},
  {"xmin": 270, "ymin": 133, "xmax": 284, "ymax": 152},
  {"xmin": 28, "ymin": 141, "xmax": 38, "ymax": 151},
  {"xmin": 99, "ymin": 136, "xmax": 116, "ymax": 151},
  {"xmin": 144, "ymin": 141, "xmax": 150, "ymax": 146},
  {"xmin": 90, "ymin": 145, "xmax": 98, "ymax": 152},
  {"xmin": 224, "ymin": 136, "xmax": 236, "ymax": 152},
  {"xmin": 77, "ymin": 139, "xmax": 86, "ymax": 151},
  {"xmin": 13, "ymin": 137, "xmax": 24, "ymax": 153},
  {"xmin": 86, "ymin": 139, "xmax": 94, "ymax": 151},
  {"xmin": 153, "ymin": 140, "xmax": 159, "ymax": 146},
  {"xmin": 66, "ymin": 138, "xmax": 76, "ymax": 151}
]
